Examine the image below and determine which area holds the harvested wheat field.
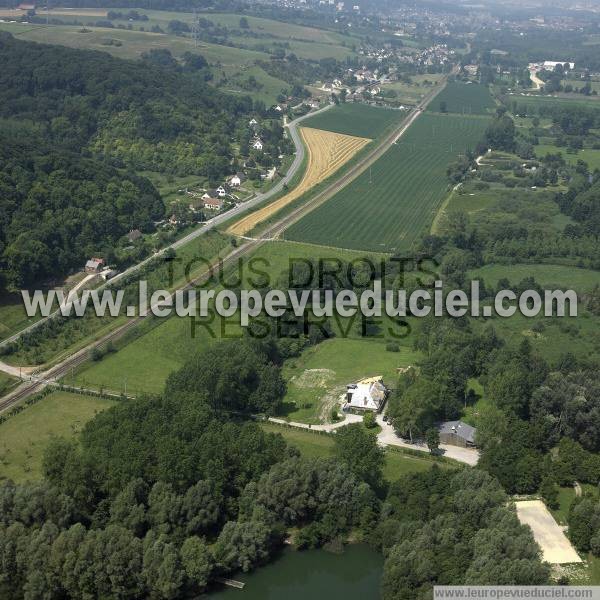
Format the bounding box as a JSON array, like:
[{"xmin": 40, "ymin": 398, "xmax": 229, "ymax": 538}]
[{"xmin": 228, "ymin": 127, "xmax": 370, "ymax": 236}]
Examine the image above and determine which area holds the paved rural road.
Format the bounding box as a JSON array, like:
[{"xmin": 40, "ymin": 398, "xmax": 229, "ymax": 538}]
[
  {"xmin": 375, "ymin": 415, "xmax": 479, "ymax": 465},
  {"xmin": 0, "ymin": 75, "xmax": 450, "ymax": 412},
  {"xmin": 269, "ymin": 413, "xmax": 478, "ymax": 466},
  {"xmin": 0, "ymin": 103, "xmax": 334, "ymax": 352}
]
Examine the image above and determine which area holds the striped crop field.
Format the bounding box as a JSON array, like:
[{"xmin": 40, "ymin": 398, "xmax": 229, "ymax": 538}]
[
  {"xmin": 427, "ymin": 81, "xmax": 496, "ymax": 115},
  {"xmin": 302, "ymin": 102, "xmax": 405, "ymax": 138},
  {"xmin": 284, "ymin": 113, "xmax": 490, "ymax": 253},
  {"xmin": 228, "ymin": 127, "xmax": 370, "ymax": 236}
]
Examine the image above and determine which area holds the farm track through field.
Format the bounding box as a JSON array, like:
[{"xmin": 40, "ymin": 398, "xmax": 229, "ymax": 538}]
[
  {"xmin": 227, "ymin": 127, "xmax": 370, "ymax": 236},
  {"xmin": 285, "ymin": 113, "xmax": 490, "ymax": 252}
]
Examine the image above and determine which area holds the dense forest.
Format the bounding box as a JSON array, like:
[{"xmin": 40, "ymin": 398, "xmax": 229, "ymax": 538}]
[
  {"xmin": 0, "ymin": 336, "xmax": 549, "ymax": 598},
  {"xmin": 0, "ymin": 32, "xmax": 254, "ymax": 291}
]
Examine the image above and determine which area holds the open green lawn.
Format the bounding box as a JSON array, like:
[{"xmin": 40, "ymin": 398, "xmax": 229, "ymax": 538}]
[
  {"xmin": 260, "ymin": 422, "xmax": 454, "ymax": 481},
  {"xmin": 0, "ymin": 372, "xmax": 17, "ymax": 397},
  {"xmin": 286, "ymin": 113, "xmax": 490, "ymax": 252},
  {"xmin": 0, "ymin": 291, "xmax": 43, "ymax": 342},
  {"xmin": 534, "ymin": 143, "xmax": 600, "ymax": 171},
  {"xmin": 552, "ymin": 486, "xmax": 577, "ymax": 526},
  {"xmin": 428, "ymin": 82, "xmax": 495, "ymax": 116},
  {"xmin": 0, "ymin": 391, "xmax": 116, "ymax": 483},
  {"xmin": 469, "ymin": 263, "xmax": 600, "ymax": 293},
  {"xmin": 279, "ymin": 338, "xmax": 420, "ymax": 423},
  {"xmin": 302, "ymin": 103, "xmax": 405, "ymax": 139},
  {"xmin": 72, "ymin": 240, "xmax": 388, "ymax": 396}
]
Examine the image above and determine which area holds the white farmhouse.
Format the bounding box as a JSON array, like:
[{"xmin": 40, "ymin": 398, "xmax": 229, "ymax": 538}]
[
  {"xmin": 344, "ymin": 377, "xmax": 388, "ymax": 412},
  {"xmin": 252, "ymin": 139, "xmax": 264, "ymax": 151},
  {"xmin": 229, "ymin": 173, "xmax": 246, "ymax": 187}
]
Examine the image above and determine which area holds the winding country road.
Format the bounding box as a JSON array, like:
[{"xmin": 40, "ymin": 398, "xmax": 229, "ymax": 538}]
[
  {"xmin": 0, "ymin": 103, "xmax": 334, "ymax": 352},
  {"xmin": 0, "ymin": 74, "xmax": 451, "ymax": 414}
]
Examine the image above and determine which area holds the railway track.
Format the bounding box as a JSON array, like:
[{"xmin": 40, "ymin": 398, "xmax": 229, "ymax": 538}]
[{"xmin": 0, "ymin": 76, "xmax": 450, "ymax": 414}]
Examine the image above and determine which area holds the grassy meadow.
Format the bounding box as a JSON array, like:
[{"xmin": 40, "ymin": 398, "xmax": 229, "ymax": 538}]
[
  {"xmin": 285, "ymin": 113, "xmax": 490, "ymax": 252},
  {"xmin": 0, "ymin": 291, "xmax": 43, "ymax": 342},
  {"xmin": 69, "ymin": 238, "xmax": 422, "ymax": 427},
  {"xmin": 3, "ymin": 230, "xmax": 232, "ymax": 368},
  {"xmin": 279, "ymin": 338, "xmax": 420, "ymax": 423},
  {"xmin": 0, "ymin": 391, "xmax": 116, "ymax": 483},
  {"xmin": 71, "ymin": 240, "xmax": 392, "ymax": 398},
  {"xmin": 0, "ymin": 372, "xmax": 17, "ymax": 397},
  {"xmin": 0, "ymin": 22, "xmax": 285, "ymax": 103},
  {"xmin": 260, "ymin": 422, "xmax": 455, "ymax": 482}
]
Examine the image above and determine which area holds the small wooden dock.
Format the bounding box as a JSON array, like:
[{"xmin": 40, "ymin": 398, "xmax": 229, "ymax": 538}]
[{"xmin": 215, "ymin": 577, "xmax": 245, "ymax": 589}]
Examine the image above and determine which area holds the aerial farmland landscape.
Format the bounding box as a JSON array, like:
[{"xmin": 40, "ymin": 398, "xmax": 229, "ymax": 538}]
[{"xmin": 2, "ymin": 0, "xmax": 600, "ymax": 597}]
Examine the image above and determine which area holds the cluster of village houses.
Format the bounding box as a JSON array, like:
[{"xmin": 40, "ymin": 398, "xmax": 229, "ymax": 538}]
[{"xmin": 320, "ymin": 43, "xmax": 452, "ymax": 103}]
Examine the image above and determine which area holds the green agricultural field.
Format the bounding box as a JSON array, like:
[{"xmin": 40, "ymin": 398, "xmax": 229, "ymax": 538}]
[
  {"xmin": 0, "ymin": 22, "xmax": 266, "ymax": 63},
  {"xmin": 279, "ymin": 338, "xmax": 420, "ymax": 423},
  {"xmin": 205, "ymin": 12, "xmax": 351, "ymax": 45},
  {"xmin": 0, "ymin": 12, "xmax": 355, "ymax": 93},
  {"xmin": 286, "ymin": 113, "xmax": 490, "ymax": 252},
  {"xmin": 302, "ymin": 103, "xmax": 405, "ymax": 139},
  {"xmin": 0, "ymin": 391, "xmax": 115, "ymax": 482},
  {"xmin": 216, "ymin": 63, "xmax": 289, "ymax": 105},
  {"xmin": 428, "ymin": 81, "xmax": 495, "ymax": 115},
  {"xmin": 259, "ymin": 422, "xmax": 453, "ymax": 481}
]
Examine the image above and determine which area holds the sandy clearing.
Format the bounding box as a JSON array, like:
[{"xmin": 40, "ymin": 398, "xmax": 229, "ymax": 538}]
[
  {"xmin": 515, "ymin": 500, "xmax": 582, "ymax": 564},
  {"xmin": 529, "ymin": 69, "xmax": 544, "ymax": 90},
  {"xmin": 227, "ymin": 127, "xmax": 370, "ymax": 236}
]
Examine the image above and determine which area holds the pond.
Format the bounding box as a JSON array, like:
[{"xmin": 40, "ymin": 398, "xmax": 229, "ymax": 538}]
[{"xmin": 208, "ymin": 544, "xmax": 383, "ymax": 599}]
